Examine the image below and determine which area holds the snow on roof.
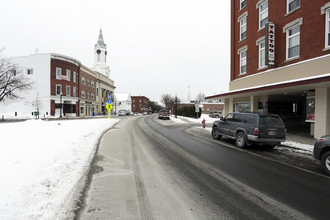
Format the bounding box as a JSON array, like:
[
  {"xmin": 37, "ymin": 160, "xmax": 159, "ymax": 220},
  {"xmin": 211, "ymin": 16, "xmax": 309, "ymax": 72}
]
[{"xmin": 115, "ymin": 92, "xmax": 131, "ymax": 101}]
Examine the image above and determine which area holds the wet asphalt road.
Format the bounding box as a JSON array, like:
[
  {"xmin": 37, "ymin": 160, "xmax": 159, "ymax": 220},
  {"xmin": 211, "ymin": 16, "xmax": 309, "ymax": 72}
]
[{"xmin": 77, "ymin": 115, "xmax": 330, "ymax": 219}]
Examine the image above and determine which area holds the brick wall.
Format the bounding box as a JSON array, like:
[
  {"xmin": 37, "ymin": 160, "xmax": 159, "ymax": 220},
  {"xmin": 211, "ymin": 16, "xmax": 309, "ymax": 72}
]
[{"xmin": 231, "ymin": 0, "xmax": 330, "ymax": 81}]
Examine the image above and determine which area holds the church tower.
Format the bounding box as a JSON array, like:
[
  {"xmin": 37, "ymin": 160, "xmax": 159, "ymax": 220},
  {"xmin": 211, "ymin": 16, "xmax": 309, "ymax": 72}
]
[{"xmin": 93, "ymin": 29, "xmax": 110, "ymax": 77}]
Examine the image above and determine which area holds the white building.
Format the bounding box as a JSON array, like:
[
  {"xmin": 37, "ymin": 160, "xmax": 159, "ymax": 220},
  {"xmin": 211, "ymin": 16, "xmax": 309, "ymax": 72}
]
[
  {"xmin": 93, "ymin": 29, "xmax": 110, "ymax": 78},
  {"xmin": 0, "ymin": 53, "xmax": 80, "ymax": 118},
  {"xmin": 114, "ymin": 92, "xmax": 131, "ymax": 115}
]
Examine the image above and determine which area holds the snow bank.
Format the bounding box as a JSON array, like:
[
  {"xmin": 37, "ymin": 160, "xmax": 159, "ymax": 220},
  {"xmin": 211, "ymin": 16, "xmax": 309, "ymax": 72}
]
[
  {"xmin": 170, "ymin": 114, "xmax": 218, "ymax": 124},
  {"xmin": 0, "ymin": 118, "xmax": 119, "ymax": 220}
]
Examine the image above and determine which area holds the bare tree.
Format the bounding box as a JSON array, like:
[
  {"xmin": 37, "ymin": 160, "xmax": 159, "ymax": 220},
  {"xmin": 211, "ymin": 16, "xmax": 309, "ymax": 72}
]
[
  {"xmin": 195, "ymin": 92, "xmax": 205, "ymax": 103},
  {"xmin": 0, "ymin": 54, "xmax": 32, "ymax": 102},
  {"xmin": 30, "ymin": 93, "xmax": 44, "ymax": 119},
  {"xmin": 160, "ymin": 94, "xmax": 173, "ymax": 110}
]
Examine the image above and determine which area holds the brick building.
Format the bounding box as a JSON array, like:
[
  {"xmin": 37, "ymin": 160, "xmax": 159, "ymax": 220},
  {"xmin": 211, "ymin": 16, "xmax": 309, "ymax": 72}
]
[
  {"xmin": 79, "ymin": 65, "xmax": 97, "ymax": 116},
  {"xmin": 207, "ymin": 0, "xmax": 330, "ymax": 138},
  {"xmin": 51, "ymin": 54, "xmax": 80, "ymax": 117},
  {"xmin": 0, "ymin": 30, "xmax": 115, "ymax": 118},
  {"xmin": 131, "ymin": 96, "xmax": 149, "ymax": 114}
]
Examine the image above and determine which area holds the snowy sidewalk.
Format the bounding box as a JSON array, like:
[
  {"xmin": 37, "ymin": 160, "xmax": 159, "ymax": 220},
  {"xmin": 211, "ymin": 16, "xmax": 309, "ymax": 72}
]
[{"xmin": 0, "ymin": 118, "xmax": 119, "ymax": 220}]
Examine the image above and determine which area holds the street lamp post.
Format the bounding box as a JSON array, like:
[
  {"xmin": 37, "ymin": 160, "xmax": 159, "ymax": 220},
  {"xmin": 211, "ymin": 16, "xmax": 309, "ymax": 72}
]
[
  {"xmin": 175, "ymin": 96, "xmax": 178, "ymax": 118},
  {"xmin": 60, "ymin": 92, "xmax": 63, "ymax": 118}
]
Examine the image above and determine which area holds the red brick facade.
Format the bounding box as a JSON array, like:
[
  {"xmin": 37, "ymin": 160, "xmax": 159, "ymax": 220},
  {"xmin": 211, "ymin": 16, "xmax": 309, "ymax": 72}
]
[
  {"xmin": 231, "ymin": 0, "xmax": 330, "ymax": 81},
  {"xmin": 131, "ymin": 96, "xmax": 149, "ymax": 114},
  {"xmin": 79, "ymin": 68, "xmax": 97, "ymax": 116},
  {"xmin": 50, "ymin": 58, "xmax": 80, "ymax": 116}
]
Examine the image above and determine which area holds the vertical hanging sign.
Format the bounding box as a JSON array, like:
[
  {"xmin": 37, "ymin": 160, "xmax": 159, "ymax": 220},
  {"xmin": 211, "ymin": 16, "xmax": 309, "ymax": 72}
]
[{"xmin": 265, "ymin": 22, "xmax": 275, "ymax": 66}]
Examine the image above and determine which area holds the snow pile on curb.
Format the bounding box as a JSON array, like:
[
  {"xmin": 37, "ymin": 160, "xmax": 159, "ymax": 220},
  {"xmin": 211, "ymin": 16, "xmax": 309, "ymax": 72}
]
[
  {"xmin": 0, "ymin": 118, "xmax": 119, "ymax": 220},
  {"xmin": 281, "ymin": 141, "xmax": 314, "ymax": 153},
  {"xmin": 170, "ymin": 114, "xmax": 218, "ymax": 124}
]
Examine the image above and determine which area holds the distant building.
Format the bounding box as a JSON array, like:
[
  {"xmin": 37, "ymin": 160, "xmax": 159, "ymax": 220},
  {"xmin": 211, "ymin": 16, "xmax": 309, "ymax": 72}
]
[
  {"xmin": 201, "ymin": 103, "xmax": 224, "ymax": 114},
  {"xmin": 131, "ymin": 96, "xmax": 149, "ymax": 114},
  {"xmin": 207, "ymin": 0, "xmax": 330, "ymax": 138},
  {"xmin": 114, "ymin": 92, "xmax": 132, "ymax": 115}
]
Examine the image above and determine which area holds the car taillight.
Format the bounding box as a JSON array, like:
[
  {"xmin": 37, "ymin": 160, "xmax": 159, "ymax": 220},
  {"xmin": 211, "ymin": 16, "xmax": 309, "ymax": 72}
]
[{"xmin": 254, "ymin": 128, "xmax": 259, "ymax": 135}]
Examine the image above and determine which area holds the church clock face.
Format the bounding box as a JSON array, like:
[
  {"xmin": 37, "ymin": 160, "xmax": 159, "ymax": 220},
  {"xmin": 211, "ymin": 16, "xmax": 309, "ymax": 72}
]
[{"xmin": 96, "ymin": 49, "xmax": 101, "ymax": 54}]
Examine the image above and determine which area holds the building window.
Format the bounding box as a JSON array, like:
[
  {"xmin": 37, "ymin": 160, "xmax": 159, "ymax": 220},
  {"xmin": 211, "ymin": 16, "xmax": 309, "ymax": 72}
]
[
  {"xmin": 91, "ymin": 81, "xmax": 94, "ymax": 88},
  {"xmin": 82, "ymin": 91, "xmax": 85, "ymax": 98},
  {"xmin": 91, "ymin": 93, "xmax": 94, "ymax": 100},
  {"xmin": 73, "ymin": 87, "xmax": 76, "ymax": 97},
  {"xmin": 87, "ymin": 79, "xmax": 90, "ymax": 86},
  {"xmin": 73, "ymin": 71, "xmax": 76, "ymax": 83},
  {"xmin": 286, "ymin": 24, "xmax": 300, "ymax": 59},
  {"xmin": 287, "ymin": 0, "xmax": 300, "ymax": 13},
  {"xmin": 240, "ymin": 0, "xmax": 247, "ymax": 9},
  {"xmin": 81, "ymin": 107, "xmax": 84, "ymax": 114},
  {"xmin": 56, "ymin": 68, "xmax": 62, "ymax": 79},
  {"xmin": 56, "ymin": 85, "xmax": 62, "ymax": 95},
  {"xmin": 240, "ymin": 15, "xmax": 247, "ymax": 40},
  {"xmin": 326, "ymin": 9, "xmax": 330, "ymax": 48},
  {"xmin": 239, "ymin": 49, "xmax": 247, "ymax": 74},
  {"xmin": 66, "ymin": 86, "xmax": 70, "ymax": 96},
  {"xmin": 234, "ymin": 102, "xmax": 251, "ymax": 112},
  {"xmin": 66, "ymin": 70, "xmax": 71, "ymax": 81},
  {"xmin": 259, "ymin": 40, "xmax": 266, "ymax": 68},
  {"xmin": 259, "ymin": 0, "xmax": 268, "ymax": 29},
  {"xmin": 87, "ymin": 92, "xmax": 90, "ymax": 99},
  {"xmin": 27, "ymin": 69, "xmax": 33, "ymax": 75},
  {"xmin": 82, "ymin": 77, "xmax": 85, "ymax": 85}
]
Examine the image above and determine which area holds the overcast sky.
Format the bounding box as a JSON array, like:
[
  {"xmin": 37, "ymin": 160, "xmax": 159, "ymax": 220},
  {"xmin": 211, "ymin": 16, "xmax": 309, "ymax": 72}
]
[{"xmin": 1, "ymin": 0, "xmax": 230, "ymax": 104}]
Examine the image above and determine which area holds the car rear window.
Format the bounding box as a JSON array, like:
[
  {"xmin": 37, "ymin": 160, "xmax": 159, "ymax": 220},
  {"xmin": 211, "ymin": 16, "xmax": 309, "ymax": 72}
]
[{"xmin": 259, "ymin": 116, "xmax": 283, "ymax": 126}]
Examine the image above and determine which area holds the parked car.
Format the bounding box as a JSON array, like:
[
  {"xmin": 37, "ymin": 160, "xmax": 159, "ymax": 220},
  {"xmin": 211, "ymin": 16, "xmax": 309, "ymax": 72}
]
[
  {"xmin": 211, "ymin": 112, "xmax": 286, "ymax": 148},
  {"xmin": 209, "ymin": 111, "xmax": 223, "ymax": 118},
  {"xmin": 158, "ymin": 109, "xmax": 170, "ymax": 120},
  {"xmin": 118, "ymin": 109, "xmax": 127, "ymax": 116},
  {"xmin": 313, "ymin": 136, "xmax": 330, "ymax": 175}
]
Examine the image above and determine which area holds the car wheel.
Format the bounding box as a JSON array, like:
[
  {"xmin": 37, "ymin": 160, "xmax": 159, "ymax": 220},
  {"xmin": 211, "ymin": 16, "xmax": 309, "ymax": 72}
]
[
  {"xmin": 212, "ymin": 127, "xmax": 221, "ymax": 140},
  {"xmin": 321, "ymin": 151, "xmax": 330, "ymax": 175},
  {"xmin": 236, "ymin": 132, "xmax": 247, "ymax": 148}
]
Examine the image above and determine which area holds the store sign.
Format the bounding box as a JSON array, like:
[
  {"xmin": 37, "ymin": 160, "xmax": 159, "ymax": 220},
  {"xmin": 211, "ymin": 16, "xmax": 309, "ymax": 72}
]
[
  {"xmin": 107, "ymin": 94, "xmax": 112, "ymax": 104},
  {"xmin": 265, "ymin": 22, "xmax": 275, "ymax": 66}
]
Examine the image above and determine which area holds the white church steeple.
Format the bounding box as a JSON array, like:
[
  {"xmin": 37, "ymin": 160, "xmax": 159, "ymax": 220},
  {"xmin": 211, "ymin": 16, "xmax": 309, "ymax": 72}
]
[{"xmin": 93, "ymin": 29, "xmax": 110, "ymax": 77}]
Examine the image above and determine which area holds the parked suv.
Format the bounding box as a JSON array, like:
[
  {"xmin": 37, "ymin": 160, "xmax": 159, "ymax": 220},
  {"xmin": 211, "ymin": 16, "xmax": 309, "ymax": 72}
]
[
  {"xmin": 313, "ymin": 136, "xmax": 330, "ymax": 175},
  {"xmin": 209, "ymin": 111, "xmax": 223, "ymax": 118},
  {"xmin": 211, "ymin": 112, "xmax": 286, "ymax": 148}
]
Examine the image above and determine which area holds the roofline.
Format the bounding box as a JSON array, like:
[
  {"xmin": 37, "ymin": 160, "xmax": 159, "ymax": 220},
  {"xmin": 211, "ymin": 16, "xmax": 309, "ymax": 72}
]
[{"xmin": 206, "ymin": 74, "xmax": 330, "ymax": 99}]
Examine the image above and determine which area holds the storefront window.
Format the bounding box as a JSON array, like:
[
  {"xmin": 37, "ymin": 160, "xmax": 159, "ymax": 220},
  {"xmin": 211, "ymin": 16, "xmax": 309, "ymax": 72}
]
[
  {"xmin": 306, "ymin": 97, "xmax": 315, "ymax": 121},
  {"xmin": 234, "ymin": 102, "xmax": 250, "ymax": 112}
]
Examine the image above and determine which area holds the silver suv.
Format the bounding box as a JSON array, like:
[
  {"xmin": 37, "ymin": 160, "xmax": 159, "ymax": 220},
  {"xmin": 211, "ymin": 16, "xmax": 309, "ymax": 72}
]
[
  {"xmin": 212, "ymin": 112, "xmax": 286, "ymax": 148},
  {"xmin": 209, "ymin": 111, "xmax": 223, "ymax": 118}
]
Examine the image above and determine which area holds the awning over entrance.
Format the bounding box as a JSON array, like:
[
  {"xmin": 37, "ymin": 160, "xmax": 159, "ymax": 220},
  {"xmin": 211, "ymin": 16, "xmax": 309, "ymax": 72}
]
[{"xmin": 206, "ymin": 73, "xmax": 330, "ymax": 139}]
